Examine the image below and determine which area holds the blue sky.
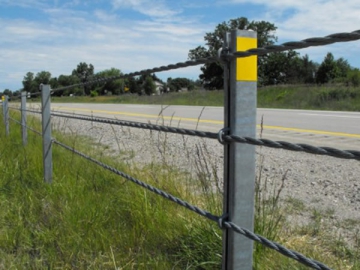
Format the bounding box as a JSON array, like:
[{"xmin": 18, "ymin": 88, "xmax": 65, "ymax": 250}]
[{"xmin": 1, "ymin": 0, "xmax": 359, "ymax": 91}]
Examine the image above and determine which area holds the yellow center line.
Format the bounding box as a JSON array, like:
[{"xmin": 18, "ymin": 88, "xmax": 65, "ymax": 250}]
[
  {"xmin": 51, "ymin": 106, "xmax": 360, "ymax": 139},
  {"xmin": 261, "ymin": 125, "xmax": 360, "ymax": 138}
]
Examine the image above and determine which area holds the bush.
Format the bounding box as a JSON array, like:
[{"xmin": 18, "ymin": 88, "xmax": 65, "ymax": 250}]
[
  {"xmin": 347, "ymin": 69, "xmax": 360, "ymax": 87},
  {"xmin": 90, "ymin": 90, "xmax": 98, "ymax": 97}
]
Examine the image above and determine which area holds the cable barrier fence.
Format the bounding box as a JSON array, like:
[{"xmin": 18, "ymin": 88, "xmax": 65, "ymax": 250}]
[{"xmin": 1, "ymin": 29, "xmax": 360, "ymax": 270}]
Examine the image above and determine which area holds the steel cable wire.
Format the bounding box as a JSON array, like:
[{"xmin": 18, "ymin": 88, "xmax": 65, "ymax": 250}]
[{"xmin": 50, "ymin": 111, "xmax": 360, "ymax": 160}]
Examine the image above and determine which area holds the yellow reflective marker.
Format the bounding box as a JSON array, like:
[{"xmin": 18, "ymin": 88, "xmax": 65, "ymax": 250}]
[
  {"xmin": 236, "ymin": 37, "xmax": 257, "ymax": 81},
  {"xmin": 1, "ymin": 96, "xmax": 4, "ymax": 101}
]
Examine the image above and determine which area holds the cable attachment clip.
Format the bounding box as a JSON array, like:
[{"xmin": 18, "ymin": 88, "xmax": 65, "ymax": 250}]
[
  {"xmin": 217, "ymin": 46, "xmax": 231, "ymax": 64},
  {"xmin": 217, "ymin": 127, "xmax": 230, "ymax": 145},
  {"xmin": 218, "ymin": 213, "xmax": 229, "ymax": 230}
]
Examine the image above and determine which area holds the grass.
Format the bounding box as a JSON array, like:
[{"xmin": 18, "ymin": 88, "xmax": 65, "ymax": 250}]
[
  {"xmin": 0, "ymin": 111, "xmax": 222, "ymax": 269},
  {"xmin": 0, "ymin": 109, "xmax": 359, "ymax": 269},
  {"xmin": 25, "ymin": 84, "xmax": 360, "ymax": 111},
  {"xmin": 257, "ymin": 84, "xmax": 360, "ymax": 111},
  {"xmin": 47, "ymin": 90, "xmax": 225, "ymax": 107}
]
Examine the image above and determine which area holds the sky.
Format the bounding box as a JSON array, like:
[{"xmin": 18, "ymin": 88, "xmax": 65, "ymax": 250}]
[{"xmin": 1, "ymin": 0, "xmax": 360, "ymax": 91}]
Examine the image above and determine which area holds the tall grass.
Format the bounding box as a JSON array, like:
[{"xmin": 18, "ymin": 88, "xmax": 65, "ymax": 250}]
[
  {"xmin": 0, "ymin": 109, "xmax": 359, "ymax": 269},
  {"xmin": 0, "ymin": 111, "xmax": 222, "ymax": 269}
]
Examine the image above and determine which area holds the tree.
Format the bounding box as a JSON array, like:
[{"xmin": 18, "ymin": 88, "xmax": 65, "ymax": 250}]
[
  {"xmin": 260, "ymin": 50, "xmax": 319, "ymax": 85},
  {"xmin": 167, "ymin": 77, "xmax": 195, "ymax": 91},
  {"xmin": 22, "ymin": 72, "xmax": 38, "ymax": 93},
  {"xmin": 188, "ymin": 17, "xmax": 278, "ymax": 89},
  {"xmin": 95, "ymin": 68, "xmax": 124, "ymax": 95},
  {"xmin": 34, "ymin": 71, "xmax": 51, "ymax": 86},
  {"xmin": 128, "ymin": 77, "xmax": 141, "ymax": 94},
  {"xmin": 316, "ymin": 52, "xmax": 340, "ymax": 84},
  {"xmin": 347, "ymin": 68, "xmax": 360, "ymax": 87},
  {"xmin": 335, "ymin": 58, "xmax": 351, "ymax": 78},
  {"xmin": 12, "ymin": 90, "xmax": 21, "ymax": 97},
  {"xmin": 72, "ymin": 62, "xmax": 95, "ymax": 95},
  {"xmin": 3, "ymin": 89, "xmax": 12, "ymax": 97},
  {"xmin": 57, "ymin": 74, "xmax": 82, "ymax": 96},
  {"xmin": 298, "ymin": 54, "xmax": 318, "ymax": 84},
  {"xmin": 50, "ymin": 77, "xmax": 59, "ymax": 90},
  {"xmin": 143, "ymin": 76, "xmax": 155, "ymax": 95}
]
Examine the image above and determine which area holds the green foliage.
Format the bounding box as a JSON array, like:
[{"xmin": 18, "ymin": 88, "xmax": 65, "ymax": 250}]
[
  {"xmin": 261, "ymin": 51, "xmax": 299, "ymax": 85},
  {"xmin": 316, "ymin": 88, "xmax": 357, "ymax": 104},
  {"xmin": 35, "ymin": 71, "xmax": 52, "ymax": 86},
  {"xmin": 188, "ymin": 17, "xmax": 278, "ymax": 89},
  {"xmin": 0, "ymin": 114, "xmax": 223, "ymax": 268},
  {"xmin": 95, "ymin": 68, "xmax": 124, "ymax": 95},
  {"xmin": 347, "ymin": 68, "xmax": 360, "ymax": 87},
  {"xmin": 72, "ymin": 62, "xmax": 95, "ymax": 95},
  {"xmin": 167, "ymin": 77, "xmax": 195, "ymax": 91},
  {"xmin": 316, "ymin": 53, "xmax": 351, "ymax": 84},
  {"xmin": 3, "ymin": 89, "xmax": 12, "ymax": 97},
  {"xmin": 49, "ymin": 77, "xmax": 59, "ymax": 89},
  {"xmin": 57, "ymin": 75, "xmax": 81, "ymax": 96},
  {"xmin": 143, "ymin": 76, "xmax": 156, "ymax": 95},
  {"xmin": 22, "ymin": 72, "xmax": 38, "ymax": 94},
  {"xmin": 257, "ymin": 85, "xmax": 360, "ymax": 111},
  {"xmin": 90, "ymin": 90, "xmax": 98, "ymax": 97},
  {"xmin": 128, "ymin": 77, "xmax": 141, "ymax": 94}
]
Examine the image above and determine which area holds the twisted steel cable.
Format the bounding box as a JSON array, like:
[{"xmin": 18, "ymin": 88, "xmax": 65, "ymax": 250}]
[
  {"xmin": 9, "ymin": 117, "xmax": 21, "ymax": 125},
  {"xmin": 51, "ymin": 111, "xmax": 360, "ymax": 160},
  {"xmin": 231, "ymin": 30, "xmax": 360, "ymax": 58},
  {"xmin": 223, "ymin": 135, "xmax": 360, "ymax": 160},
  {"xmin": 222, "ymin": 221, "xmax": 332, "ymax": 270}
]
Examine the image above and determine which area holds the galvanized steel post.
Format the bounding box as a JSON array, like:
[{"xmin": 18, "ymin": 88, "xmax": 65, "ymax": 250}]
[
  {"xmin": 41, "ymin": 84, "xmax": 52, "ymax": 183},
  {"xmin": 4, "ymin": 95, "xmax": 9, "ymax": 136},
  {"xmin": 222, "ymin": 30, "xmax": 257, "ymax": 269},
  {"xmin": 2, "ymin": 96, "xmax": 5, "ymax": 124},
  {"xmin": 21, "ymin": 91, "xmax": 27, "ymax": 145}
]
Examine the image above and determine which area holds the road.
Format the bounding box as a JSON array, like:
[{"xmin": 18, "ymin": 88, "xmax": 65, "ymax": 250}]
[{"xmin": 28, "ymin": 103, "xmax": 360, "ymax": 150}]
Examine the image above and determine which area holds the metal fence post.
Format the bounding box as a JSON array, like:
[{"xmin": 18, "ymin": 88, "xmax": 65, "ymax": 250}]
[
  {"xmin": 2, "ymin": 96, "xmax": 5, "ymax": 123},
  {"xmin": 4, "ymin": 95, "xmax": 9, "ymax": 136},
  {"xmin": 222, "ymin": 30, "xmax": 257, "ymax": 269},
  {"xmin": 41, "ymin": 84, "xmax": 52, "ymax": 183},
  {"xmin": 21, "ymin": 91, "xmax": 27, "ymax": 145}
]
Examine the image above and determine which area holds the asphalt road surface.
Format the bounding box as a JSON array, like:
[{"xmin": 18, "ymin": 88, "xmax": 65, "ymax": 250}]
[{"xmin": 28, "ymin": 103, "xmax": 360, "ymax": 151}]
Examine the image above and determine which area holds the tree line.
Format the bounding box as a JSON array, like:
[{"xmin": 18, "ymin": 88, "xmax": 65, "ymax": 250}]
[
  {"xmin": 2, "ymin": 17, "xmax": 360, "ymax": 97},
  {"xmin": 188, "ymin": 17, "xmax": 360, "ymax": 89},
  {"xmin": 2, "ymin": 62, "xmax": 198, "ymax": 97}
]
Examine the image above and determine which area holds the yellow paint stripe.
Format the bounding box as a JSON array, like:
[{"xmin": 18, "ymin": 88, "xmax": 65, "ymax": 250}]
[
  {"xmin": 236, "ymin": 37, "xmax": 257, "ymax": 81},
  {"xmin": 51, "ymin": 106, "xmax": 224, "ymax": 124},
  {"xmin": 51, "ymin": 106, "xmax": 360, "ymax": 139},
  {"xmin": 261, "ymin": 125, "xmax": 360, "ymax": 138}
]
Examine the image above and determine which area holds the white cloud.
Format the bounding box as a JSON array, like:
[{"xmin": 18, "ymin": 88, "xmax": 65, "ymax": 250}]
[
  {"xmin": 228, "ymin": 0, "xmax": 360, "ymax": 37},
  {"xmin": 112, "ymin": 0, "xmax": 180, "ymax": 19},
  {"xmin": 0, "ymin": 4, "xmax": 210, "ymax": 91},
  {"xmin": 94, "ymin": 9, "xmax": 118, "ymax": 21},
  {"xmin": 0, "ymin": 0, "xmax": 48, "ymax": 9},
  {"xmin": 227, "ymin": 0, "xmax": 360, "ymax": 67}
]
